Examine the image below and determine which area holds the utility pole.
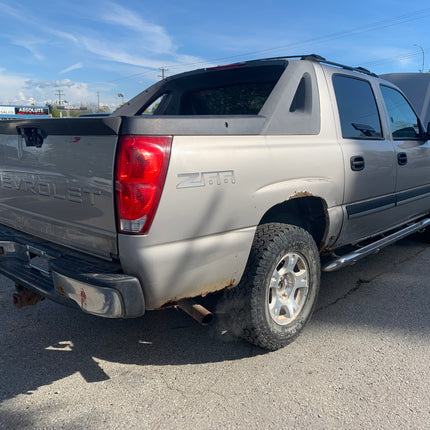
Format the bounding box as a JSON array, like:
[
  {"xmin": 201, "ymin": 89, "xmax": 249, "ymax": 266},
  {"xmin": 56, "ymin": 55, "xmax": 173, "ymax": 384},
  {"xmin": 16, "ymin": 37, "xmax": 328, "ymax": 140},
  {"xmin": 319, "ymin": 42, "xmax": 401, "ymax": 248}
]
[
  {"xmin": 158, "ymin": 67, "xmax": 168, "ymax": 80},
  {"xmin": 56, "ymin": 90, "xmax": 64, "ymax": 106},
  {"xmin": 413, "ymin": 44, "xmax": 425, "ymax": 73},
  {"xmin": 56, "ymin": 90, "xmax": 65, "ymax": 118}
]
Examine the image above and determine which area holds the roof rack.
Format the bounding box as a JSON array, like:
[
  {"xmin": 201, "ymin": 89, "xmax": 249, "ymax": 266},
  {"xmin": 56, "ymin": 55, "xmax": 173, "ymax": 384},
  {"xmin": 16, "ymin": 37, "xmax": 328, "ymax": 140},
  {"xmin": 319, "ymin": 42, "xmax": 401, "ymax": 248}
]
[{"xmin": 256, "ymin": 54, "xmax": 378, "ymax": 77}]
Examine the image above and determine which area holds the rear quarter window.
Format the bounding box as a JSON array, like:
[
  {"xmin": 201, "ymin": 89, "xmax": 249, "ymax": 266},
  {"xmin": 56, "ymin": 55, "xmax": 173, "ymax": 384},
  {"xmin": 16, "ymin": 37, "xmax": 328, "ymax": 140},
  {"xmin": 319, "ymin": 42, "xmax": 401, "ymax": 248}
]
[{"xmin": 333, "ymin": 75, "xmax": 382, "ymax": 139}]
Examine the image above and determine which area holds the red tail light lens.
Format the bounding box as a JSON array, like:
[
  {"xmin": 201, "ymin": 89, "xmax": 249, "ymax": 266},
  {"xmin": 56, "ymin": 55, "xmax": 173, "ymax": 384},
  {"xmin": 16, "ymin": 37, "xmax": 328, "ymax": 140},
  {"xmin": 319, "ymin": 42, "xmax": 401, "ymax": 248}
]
[{"xmin": 115, "ymin": 135, "xmax": 172, "ymax": 234}]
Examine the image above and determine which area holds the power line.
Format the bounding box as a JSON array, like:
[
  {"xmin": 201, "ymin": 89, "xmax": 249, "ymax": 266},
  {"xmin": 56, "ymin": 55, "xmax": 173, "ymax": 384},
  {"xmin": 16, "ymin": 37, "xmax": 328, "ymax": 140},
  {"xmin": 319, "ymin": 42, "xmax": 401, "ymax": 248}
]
[
  {"xmin": 159, "ymin": 7, "xmax": 430, "ymax": 71},
  {"xmin": 96, "ymin": 7, "xmax": 430, "ymax": 86},
  {"xmin": 170, "ymin": 7, "xmax": 430, "ymax": 69},
  {"xmin": 358, "ymin": 49, "xmax": 428, "ymax": 69}
]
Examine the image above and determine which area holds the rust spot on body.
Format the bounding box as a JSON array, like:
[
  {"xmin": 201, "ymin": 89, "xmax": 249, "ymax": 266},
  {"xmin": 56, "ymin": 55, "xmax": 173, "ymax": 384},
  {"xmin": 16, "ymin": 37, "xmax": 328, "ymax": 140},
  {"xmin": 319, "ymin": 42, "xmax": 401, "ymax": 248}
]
[
  {"xmin": 289, "ymin": 191, "xmax": 313, "ymax": 200},
  {"xmin": 161, "ymin": 279, "xmax": 236, "ymax": 309},
  {"xmin": 56, "ymin": 285, "xmax": 66, "ymax": 296},
  {"xmin": 320, "ymin": 236, "xmax": 337, "ymax": 253}
]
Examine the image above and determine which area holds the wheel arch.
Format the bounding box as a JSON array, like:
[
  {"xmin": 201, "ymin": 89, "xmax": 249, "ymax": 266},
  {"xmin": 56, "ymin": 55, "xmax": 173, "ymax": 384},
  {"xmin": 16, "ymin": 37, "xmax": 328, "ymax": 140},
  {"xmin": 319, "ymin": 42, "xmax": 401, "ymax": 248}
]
[{"xmin": 259, "ymin": 196, "xmax": 329, "ymax": 250}]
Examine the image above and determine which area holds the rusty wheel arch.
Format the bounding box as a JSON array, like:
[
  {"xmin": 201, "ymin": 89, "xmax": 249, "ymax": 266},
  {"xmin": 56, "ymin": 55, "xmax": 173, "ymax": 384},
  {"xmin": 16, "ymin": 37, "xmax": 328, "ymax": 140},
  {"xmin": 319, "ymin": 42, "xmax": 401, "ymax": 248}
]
[{"xmin": 259, "ymin": 196, "xmax": 328, "ymax": 250}]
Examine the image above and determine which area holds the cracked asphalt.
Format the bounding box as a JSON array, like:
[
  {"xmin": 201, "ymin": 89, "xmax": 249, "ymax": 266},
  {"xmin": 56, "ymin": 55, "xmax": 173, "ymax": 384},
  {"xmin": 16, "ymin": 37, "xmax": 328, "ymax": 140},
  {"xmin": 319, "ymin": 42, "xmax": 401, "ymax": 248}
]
[{"xmin": 0, "ymin": 235, "xmax": 429, "ymax": 429}]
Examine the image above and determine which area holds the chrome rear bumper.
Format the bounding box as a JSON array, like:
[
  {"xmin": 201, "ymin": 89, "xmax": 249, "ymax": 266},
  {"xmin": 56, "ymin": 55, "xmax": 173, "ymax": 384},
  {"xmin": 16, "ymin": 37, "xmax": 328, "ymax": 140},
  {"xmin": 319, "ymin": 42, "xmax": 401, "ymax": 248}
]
[{"xmin": 0, "ymin": 226, "xmax": 145, "ymax": 318}]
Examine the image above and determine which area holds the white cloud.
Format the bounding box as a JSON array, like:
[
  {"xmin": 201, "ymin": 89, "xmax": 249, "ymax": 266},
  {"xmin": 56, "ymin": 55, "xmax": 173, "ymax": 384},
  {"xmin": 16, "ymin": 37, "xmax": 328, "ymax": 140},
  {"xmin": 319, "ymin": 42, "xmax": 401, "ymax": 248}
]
[
  {"xmin": 60, "ymin": 63, "xmax": 84, "ymax": 74},
  {"xmin": 99, "ymin": 2, "xmax": 173, "ymax": 54},
  {"xmin": 79, "ymin": 37, "xmax": 162, "ymax": 69},
  {"xmin": 48, "ymin": 28, "xmax": 79, "ymax": 44},
  {"xmin": 77, "ymin": 34, "xmax": 208, "ymax": 75},
  {"xmin": 349, "ymin": 46, "xmax": 418, "ymax": 72},
  {"xmin": 13, "ymin": 39, "xmax": 46, "ymax": 61},
  {"xmin": 0, "ymin": 1, "xmax": 210, "ymax": 106},
  {"xmin": 49, "ymin": 1, "xmax": 208, "ymax": 74},
  {"xmin": 0, "ymin": 68, "xmax": 94, "ymax": 107},
  {"xmin": 0, "ymin": 69, "xmax": 29, "ymax": 104},
  {"xmin": 0, "ymin": 2, "xmax": 28, "ymax": 23},
  {"xmin": 25, "ymin": 79, "xmax": 87, "ymax": 89}
]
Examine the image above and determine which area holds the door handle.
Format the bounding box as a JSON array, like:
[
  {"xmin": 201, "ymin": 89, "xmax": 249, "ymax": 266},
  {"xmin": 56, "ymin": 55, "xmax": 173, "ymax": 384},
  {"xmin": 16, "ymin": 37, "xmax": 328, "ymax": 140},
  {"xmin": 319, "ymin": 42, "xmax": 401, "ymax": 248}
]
[
  {"xmin": 350, "ymin": 156, "xmax": 365, "ymax": 171},
  {"xmin": 397, "ymin": 152, "xmax": 408, "ymax": 166}
]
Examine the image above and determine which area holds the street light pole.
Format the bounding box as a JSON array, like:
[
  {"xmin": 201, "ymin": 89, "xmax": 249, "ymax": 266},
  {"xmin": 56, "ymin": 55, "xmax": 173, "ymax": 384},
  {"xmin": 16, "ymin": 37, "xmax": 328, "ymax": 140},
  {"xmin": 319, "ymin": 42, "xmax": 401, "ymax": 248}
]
[
  {"xmin": 413, "ymin": 44, "xmax": 425, "ymax": 73},
  {"xmin": 118, "ymin": 93, "xmax": 124, "ymax": 106}
]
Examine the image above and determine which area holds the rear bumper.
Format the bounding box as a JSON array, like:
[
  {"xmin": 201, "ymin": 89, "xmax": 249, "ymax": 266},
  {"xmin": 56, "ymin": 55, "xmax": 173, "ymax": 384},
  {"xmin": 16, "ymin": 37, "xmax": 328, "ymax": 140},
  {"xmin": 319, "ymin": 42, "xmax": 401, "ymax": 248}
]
[{"xmin": 0, "ymin": 226, "xmax": 145, "ymax": 318}]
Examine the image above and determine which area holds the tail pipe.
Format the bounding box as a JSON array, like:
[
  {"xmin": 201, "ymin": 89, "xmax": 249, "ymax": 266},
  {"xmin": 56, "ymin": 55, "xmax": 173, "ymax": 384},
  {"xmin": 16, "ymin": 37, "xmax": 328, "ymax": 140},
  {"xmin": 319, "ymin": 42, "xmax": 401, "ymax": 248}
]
[{"xmin": 177, "ymin": 299, "xmax": 214, "ymax": 325}]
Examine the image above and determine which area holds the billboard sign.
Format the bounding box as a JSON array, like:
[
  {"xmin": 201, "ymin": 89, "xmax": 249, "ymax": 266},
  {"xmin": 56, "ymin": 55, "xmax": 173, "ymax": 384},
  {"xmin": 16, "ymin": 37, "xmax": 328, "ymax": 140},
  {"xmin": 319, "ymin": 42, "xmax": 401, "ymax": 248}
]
[
  {"xmin": 0, "ymin": 106, "xmax": 15, "ymax": 115},
  {"xmin": 15, "ymin": 106, "xmax": 50, "ymax": 115},
  {"xmin": 0, "ymin": 105, "xmax": 50, "ymax": 119}
]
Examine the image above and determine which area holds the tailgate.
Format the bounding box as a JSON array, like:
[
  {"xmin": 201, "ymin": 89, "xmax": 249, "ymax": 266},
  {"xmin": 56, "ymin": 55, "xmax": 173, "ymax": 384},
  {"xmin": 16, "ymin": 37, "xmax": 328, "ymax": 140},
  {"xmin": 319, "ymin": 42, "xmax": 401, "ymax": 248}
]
[{"xmin": 0, "ymin": 117, "xmax": 122, "ymax": 259}]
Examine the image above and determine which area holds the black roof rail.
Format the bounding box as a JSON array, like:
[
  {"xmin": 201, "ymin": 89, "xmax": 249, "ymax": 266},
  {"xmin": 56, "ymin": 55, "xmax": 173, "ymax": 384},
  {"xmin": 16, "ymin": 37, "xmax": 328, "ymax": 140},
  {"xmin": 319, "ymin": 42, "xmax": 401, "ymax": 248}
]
[{"xmin": 255, "ymin": 54, "xmax": 378, "ymax": 77}]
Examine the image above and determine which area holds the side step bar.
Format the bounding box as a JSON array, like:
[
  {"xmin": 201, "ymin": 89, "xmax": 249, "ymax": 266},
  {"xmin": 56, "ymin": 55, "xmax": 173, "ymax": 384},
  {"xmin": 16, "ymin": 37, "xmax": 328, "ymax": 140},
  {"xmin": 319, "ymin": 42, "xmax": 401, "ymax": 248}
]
[{"xmin": 322, "ymin": 218, "xmax": 430, "ymax": 272}]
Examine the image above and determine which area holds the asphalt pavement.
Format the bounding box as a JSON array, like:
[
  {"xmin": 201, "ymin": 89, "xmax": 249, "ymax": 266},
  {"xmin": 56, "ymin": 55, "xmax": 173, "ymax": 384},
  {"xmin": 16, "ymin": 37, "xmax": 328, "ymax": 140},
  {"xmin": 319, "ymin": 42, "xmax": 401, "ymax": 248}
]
[{"xmin": 0, "ymin": 236, "xmax": 429, "ymax": 429}]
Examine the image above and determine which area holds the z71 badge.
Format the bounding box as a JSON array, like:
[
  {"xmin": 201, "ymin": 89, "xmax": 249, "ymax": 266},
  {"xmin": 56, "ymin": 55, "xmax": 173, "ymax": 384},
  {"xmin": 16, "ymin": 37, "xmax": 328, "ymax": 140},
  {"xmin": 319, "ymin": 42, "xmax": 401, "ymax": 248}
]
[{"xmin": 177, "ymin": 170, "xmax": 236, "ymax": 189}]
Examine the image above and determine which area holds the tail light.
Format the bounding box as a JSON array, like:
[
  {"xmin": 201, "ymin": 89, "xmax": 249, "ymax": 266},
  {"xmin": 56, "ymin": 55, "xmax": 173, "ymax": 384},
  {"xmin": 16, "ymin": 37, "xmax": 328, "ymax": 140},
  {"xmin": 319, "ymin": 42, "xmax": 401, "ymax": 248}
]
[{"xmin": 115, "ymin": 135, "xmax": 172, "ymax": 234}]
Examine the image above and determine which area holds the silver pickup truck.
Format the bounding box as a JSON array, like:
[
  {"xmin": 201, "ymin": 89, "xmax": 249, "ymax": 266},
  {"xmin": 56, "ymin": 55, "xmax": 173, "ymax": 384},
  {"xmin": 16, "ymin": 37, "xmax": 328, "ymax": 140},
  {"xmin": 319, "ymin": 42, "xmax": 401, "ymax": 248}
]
[{"xmin": 1, "ymin": 55, "xmax": 429, "ymax": 350}]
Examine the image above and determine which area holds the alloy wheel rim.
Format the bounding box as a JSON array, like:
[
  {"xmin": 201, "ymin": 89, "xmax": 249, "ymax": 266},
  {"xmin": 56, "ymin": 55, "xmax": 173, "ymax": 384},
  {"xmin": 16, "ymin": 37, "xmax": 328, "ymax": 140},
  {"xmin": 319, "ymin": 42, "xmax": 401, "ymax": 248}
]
[{"xmin": 268, "ymin": 252, "xmax": 309, "ymax": 326}]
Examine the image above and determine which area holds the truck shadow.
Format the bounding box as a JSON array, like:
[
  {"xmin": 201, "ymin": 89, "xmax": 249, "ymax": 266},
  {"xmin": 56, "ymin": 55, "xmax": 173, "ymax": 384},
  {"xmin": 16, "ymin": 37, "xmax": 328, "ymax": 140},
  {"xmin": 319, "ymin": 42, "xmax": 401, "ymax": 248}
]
[
  {"xmin": 0, "ymin": 291, "xmax": 263, "ymax": 402},
  {"xmin": 0, "ymin": 236, "xmax": 429, "ymax": 403}
]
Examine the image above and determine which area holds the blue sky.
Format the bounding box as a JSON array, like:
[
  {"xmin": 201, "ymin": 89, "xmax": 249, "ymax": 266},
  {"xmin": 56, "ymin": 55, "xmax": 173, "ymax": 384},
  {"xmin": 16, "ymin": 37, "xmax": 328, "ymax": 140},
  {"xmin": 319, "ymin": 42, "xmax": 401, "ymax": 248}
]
[{"xmin": 1, "ymin": 0, "xmax": 430, "ymax": 110}]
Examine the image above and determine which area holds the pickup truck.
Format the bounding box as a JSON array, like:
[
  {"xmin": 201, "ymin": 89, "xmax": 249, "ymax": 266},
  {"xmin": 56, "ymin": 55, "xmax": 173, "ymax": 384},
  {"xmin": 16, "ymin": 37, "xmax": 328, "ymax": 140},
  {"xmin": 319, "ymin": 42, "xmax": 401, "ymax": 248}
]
[{"xmin": 1, "ymin": 54, "xmax": 429, "ymax": 350}]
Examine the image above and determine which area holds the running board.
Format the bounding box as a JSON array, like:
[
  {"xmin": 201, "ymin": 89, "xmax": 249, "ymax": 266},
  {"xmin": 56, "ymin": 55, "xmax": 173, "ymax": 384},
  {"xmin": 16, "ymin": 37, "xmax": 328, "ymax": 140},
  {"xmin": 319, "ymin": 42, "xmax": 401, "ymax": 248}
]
[{"xmin": 322, "ymin": 218, "xmax": 430, "ymax": 272}]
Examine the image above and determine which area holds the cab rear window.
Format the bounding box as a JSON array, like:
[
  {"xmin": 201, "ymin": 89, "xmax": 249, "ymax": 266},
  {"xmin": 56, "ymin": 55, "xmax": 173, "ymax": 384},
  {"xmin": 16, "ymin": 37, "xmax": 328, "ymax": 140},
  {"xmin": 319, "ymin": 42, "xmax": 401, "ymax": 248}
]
[
  {"xmin": 180, "ymin": 82, "xmax": 276, "ymax": 115},
  {"xmin": 142, "ymin": 64, "xmax": 286, "ymax": 116}
]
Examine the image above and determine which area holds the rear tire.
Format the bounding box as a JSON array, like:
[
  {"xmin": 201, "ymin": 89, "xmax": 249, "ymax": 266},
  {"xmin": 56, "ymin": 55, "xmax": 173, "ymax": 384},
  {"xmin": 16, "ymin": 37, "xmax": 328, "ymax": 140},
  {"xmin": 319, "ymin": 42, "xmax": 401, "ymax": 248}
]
[{"xmin": 228, "ymin": 223, "xmax": 320, "ymax": 350}]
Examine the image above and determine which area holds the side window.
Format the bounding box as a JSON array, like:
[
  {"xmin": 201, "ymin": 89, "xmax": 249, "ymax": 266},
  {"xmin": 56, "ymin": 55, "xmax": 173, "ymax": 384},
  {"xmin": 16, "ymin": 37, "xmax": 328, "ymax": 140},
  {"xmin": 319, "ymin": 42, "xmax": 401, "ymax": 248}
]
[
  {"xmin": 333, "ymin": 75, "xmax": 382, "ymax": 139},
  {"xmin": 380, "ymin": 85, "xmax": 422, "ymax": 139},
  {"xmin": 289, "ymin": 73, "xmax": 312, "ymax": 113},
  {"xmin": 140, "ymin": 93, "xmax": 168, "ymax": 115}
]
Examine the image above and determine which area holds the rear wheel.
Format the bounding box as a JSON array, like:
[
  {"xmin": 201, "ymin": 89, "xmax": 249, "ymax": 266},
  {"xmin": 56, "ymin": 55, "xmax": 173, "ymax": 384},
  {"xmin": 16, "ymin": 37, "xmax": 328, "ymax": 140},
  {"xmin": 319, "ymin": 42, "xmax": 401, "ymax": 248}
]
[{"xmin": 228, "ymin": 223, "xmax": 320, "ymax": 350}]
